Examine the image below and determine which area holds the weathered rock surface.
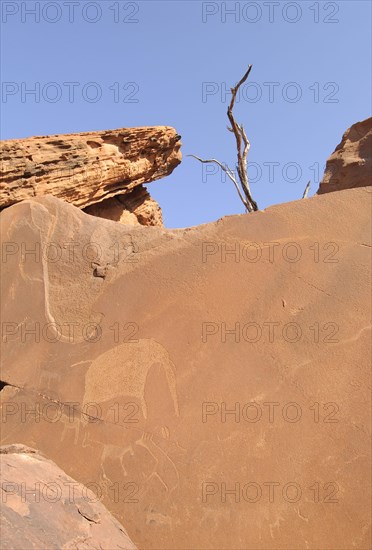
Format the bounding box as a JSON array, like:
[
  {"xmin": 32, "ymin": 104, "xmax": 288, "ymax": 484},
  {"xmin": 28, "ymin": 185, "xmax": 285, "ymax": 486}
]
[
  {"xmin": 0, "ymin": 187, "xmax": 370, "ymax": 549},
  {"xmin": 0, "ymin": 126, "xmax": 182, "ymax": 226},
  {"xmin": 84, "ymin": 185, "xmax": 163, "ymax": 227},
  {"xmin": 317, "ymin": 117, "xmax": 372, "ymax": 194},
  {"xmin": 0, "ymin": 444, "xmax": 136, "ymax": 549}
]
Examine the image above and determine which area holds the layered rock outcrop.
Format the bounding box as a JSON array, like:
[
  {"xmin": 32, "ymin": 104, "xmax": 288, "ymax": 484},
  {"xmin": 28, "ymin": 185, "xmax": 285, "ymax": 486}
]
[
  {"xmin": 1, "ymin": 186, "xmax": 370, "ymax": 549},
  {"xmin": 317, "ymin": 117, "xmax": 371, "ymax": 194},
  {"xmin": 0, "ymin": 126, "xmax": 182, "ymax": 226},
  {"xmin": 0, "ymin": 444, "xmax": 136, "ymax": 549}
]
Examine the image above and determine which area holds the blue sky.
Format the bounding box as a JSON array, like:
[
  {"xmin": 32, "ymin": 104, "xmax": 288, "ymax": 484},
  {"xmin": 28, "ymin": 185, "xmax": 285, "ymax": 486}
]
[{"xmin": 1, "ymin": 0, "xmax": 371, "ymax": 228}]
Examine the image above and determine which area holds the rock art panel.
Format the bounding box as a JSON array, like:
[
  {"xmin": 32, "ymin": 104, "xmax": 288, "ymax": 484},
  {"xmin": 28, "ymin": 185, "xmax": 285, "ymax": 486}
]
[{"xmin": 0, "ymin": 186, "xmax": 371, "ymax": 548}]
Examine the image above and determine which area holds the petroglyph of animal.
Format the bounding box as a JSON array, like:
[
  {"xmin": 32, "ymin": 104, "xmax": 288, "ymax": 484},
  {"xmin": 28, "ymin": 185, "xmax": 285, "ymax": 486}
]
[{"xmin": 82, "ymin": 339, "xmax": 179, "ymax": 419}]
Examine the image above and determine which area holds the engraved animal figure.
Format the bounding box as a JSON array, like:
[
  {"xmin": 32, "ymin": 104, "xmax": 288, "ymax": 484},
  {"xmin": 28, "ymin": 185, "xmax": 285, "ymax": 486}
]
[
  {"xmin": 82, "ymin": 432, "xmax": 180, "ymax": 497},
  {"xmin": 135, "ymin": 431, "xmax": 180, "ymax": 495},
  {"xmin": 82, "ymin": 339, "xmax": 179, "ymax": 419}
]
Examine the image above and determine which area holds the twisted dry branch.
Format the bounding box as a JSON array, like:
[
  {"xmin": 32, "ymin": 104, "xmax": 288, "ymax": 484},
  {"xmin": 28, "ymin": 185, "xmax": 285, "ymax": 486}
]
[
  {"xmin": 227, "ymin": 64, "xmax": 258, "ymax": 212},
  {"xmin": 187, "ymin": 155, "xmax": 249, "ymax": 209},
  {"xmin": 189, "ymin": 64, "xmax": 259, "ymax": 213}
]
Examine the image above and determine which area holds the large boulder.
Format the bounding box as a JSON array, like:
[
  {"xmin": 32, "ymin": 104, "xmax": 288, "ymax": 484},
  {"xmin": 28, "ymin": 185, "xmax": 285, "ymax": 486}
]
[
  {"xmin": 317, "ymin": 117, "xmax": 371, "ymax": 194},
  {"xmin": 0, "ymin": 126, "xmax": 182, "ymax": 226},
  {"xmin": 0, "ymin": 186, "xmax": 370, "ymax": 549},
  {"xmin": 0, "ymin": 444, "xmax": 136, "ymax": 549}
]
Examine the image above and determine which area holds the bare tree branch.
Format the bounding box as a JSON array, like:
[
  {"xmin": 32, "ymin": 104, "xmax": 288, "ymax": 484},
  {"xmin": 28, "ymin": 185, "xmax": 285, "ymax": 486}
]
[
  {"xmin": 227, "ymin": 65, "xmax": 258, "ymax": 212},
  {"xmin": 302, "ymin": 181, "xmax": 311, "ymax": 198},
  {"xmin": 187, "ymin": 154, "xmax": 249, "ymax": 209},
  {"xmin": 189, "ymin": 64, "xmax": 259, "ymax": 213}
]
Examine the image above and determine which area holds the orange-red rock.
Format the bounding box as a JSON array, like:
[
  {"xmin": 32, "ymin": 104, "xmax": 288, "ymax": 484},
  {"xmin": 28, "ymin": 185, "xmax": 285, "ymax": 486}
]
[
  {"xmin": 0, "ymin": 186, "xmax": 370, "ymax": 549},
  {"xmin": 0, "ymin": 444, "xmax": 136, "ymax": 549},
  {"xmin": 84, "ymin": 185, "xmax": 163, "ymax": 227},
  {"xmin": 0, "ymin": 126, "xmax": 182, "ymax": 226},
  {"xmin": 317, "ymin": 117, "xmax": 372, "ymax": 194}
]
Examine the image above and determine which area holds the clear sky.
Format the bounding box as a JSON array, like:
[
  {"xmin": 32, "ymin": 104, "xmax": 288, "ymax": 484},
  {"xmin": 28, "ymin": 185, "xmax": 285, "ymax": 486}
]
[{"xmin": 1, "ymin": 0, "xmax": 371, "ymax": 228}]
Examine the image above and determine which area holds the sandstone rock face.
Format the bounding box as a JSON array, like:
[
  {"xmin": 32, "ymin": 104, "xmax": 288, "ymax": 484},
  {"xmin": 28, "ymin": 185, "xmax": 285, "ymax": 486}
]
[
  {"xmin": 0, "ymin": 188, "xmax": 370, "ymax": 549},
  {"xmin": 0, "ymin": 444, "xmax": 136, "ymax": 549},
  {"xmin": 84, "ymin": 185, "xmax": 163, "ymax": 227},
  {"xmin": 0, "ymin": 126, "xmax": 182, "ymax": 226},
  {"xmin": 317, "ymin": 117, "xmax": 372, "ymax": 194}
]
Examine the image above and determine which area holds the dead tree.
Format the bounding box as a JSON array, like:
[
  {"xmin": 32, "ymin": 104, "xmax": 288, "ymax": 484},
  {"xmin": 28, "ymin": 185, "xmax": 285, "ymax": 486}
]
[
  {"xmin": 302, "ymin": 181, "xmax": 311, "ymax": 198},
  {"xmin": 189, "ymin": 65, "xmax": 258, "ymax": 212}
]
